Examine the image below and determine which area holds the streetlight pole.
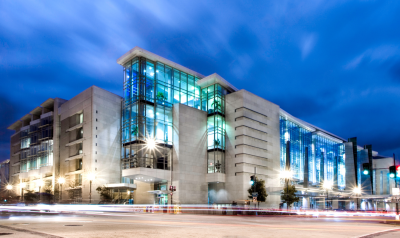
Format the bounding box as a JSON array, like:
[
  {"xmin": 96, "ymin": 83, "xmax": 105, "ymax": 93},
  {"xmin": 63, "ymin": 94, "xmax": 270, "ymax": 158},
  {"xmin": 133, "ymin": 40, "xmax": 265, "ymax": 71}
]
[
  {"xmin": 20, "ymin": 182, "xmax": 26, "ymax": 203},
  {"xmin": 58, "ymin": 177, "xmax": 65, "ymax": 203},
  {"xmin": 37, "ymin": 180, "xmax": 43, "ymax": 202},
  {"xmin": 90, "ymin": 180, "xmax": 92, "ymax": 203},
  {"xmin": 88, "ymin": 173, "xmax": 95, "ymax": 204},
  {"xmin": 6, "ymin": 185, "xmax": 13, "ymax": 202},
  {"xmin": 353, "ymin": 186, "xmax": 361, "ymax": 211}
]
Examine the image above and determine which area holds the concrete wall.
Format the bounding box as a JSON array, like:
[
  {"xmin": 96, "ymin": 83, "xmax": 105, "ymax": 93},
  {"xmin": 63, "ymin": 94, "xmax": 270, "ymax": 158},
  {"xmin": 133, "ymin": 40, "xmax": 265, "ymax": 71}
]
[
  {"xmin": 345, "ymin": 142, "xmax": 356, "ymax": 191},
  {"xmin": 59, "ymin": 86, "xmax": 121, "ymax": 203},
  {"xmin": 225, "ymin": 90, "xmax": 281, "ymax": 208},
  {"xmin": 172, "ymin": 103, "xmax": 208, "ymax": 204},
  {"xmin": 133, "ymin": 181, "xmax": 155, "ymax": 204}
]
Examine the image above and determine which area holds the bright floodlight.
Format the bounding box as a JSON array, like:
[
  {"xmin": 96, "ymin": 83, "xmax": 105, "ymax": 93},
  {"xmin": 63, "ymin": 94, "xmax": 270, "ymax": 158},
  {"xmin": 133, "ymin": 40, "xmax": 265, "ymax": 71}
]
[
  {"xmin": 37, "ymin": 180, "xmax": 44, "ymax": 187},
  {"xmin": 323, "ymin": 181, "xmax": 333, "ymax": 190},
  {"xmin": 6, "ymin": 184, "xmax": 13, "ymax": 190},
  {"xmin": 280, "ymin": 170, "xmax": 292, "ymax": 179},
  {"xmin": 353, "ymin": 186, "xmax": 361, "ymax": 194},
  {"xmin": 20, "ymin": 182, "xmax": 26, "ymax": 188},
  {"xmin": 88, "ymin": 173, "xmax": 96, "ymax": 181},
  {"xmin": 58, "ymin": 177, "xmax": 65, "ymax": 184},
  {"xmin": 146, "ymin": 138, "xmax": 157, "ymax": 150}
]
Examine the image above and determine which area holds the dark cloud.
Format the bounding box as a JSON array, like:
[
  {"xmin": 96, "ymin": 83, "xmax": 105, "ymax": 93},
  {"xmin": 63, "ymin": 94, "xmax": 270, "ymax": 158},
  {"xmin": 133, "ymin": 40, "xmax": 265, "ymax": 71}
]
[{"xmin": 1, "ymin": 0, "xmax": 400, "ymax": 162}]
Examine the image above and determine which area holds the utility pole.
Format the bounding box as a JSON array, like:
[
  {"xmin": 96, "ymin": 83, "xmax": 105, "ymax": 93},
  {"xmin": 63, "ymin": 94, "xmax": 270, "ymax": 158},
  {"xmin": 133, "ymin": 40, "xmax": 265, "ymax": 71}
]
[
  {"xmin": 394, "ymin": 153, "xmax": 399, "ymax": 220},
  {"xmin": 254, "ymin": 167, "xmax": 257, "ymax": 209}
]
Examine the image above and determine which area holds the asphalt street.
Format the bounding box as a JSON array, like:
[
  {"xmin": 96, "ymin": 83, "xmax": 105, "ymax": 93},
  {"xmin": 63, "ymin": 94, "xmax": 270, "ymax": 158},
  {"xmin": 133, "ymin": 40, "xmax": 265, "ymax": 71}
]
[{"xmin": 0, "ymin": 213, "xmax": 399, "ymax": 238}]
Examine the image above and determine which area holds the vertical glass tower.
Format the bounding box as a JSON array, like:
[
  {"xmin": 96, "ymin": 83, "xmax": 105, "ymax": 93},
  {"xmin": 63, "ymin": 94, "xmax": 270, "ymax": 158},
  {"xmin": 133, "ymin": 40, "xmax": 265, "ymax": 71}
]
[
  {"xmin": 201, "ymin": 84, "xmax": 227, "ymax": 173},
  {"xmin": 121, "ymin": 57, "xmax": 202, "ymax": 170}
]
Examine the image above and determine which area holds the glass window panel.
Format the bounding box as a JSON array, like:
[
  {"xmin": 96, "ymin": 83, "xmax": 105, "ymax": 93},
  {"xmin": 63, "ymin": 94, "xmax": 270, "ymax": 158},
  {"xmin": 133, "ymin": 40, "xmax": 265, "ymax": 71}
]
[
  {"xmin": 165, "ymin": 107, "xmax": 172, "ymax": 123},
  {"xmin": 165, "ymin": 66, "xmax": 172, "ymax": 85},
  {"xmin": 180, "ymin": 73, "xmax": 187, "ymax": 92},
  {"xmin": 156, "ymin": 121, "xmax": 165, "ymax": 142},
  {"xmin": 156, "ymin": 107, "xmax": 164, "ymax": 121},
  {"xmin": 166, "ymin": 125, "xmax": 172, "ymax": 144},
  {"xmin": 146, "ymin": 61, "xmax": 155, "ymax": 80},
  {"xmin": 145, "ymin": 118, "xmax": 154, "ymax": 138},
  {"xmin": 173, "ymin": 88, "xmax": 180, "ymax": 104},
  {"xmin": 194, "ymin": 97, "xmax": 200, "ymax": 110},
  {"xmin": 173, "ymin": 70, "xmax": 180, "ymax": 87},
  {"xmin": 188, "ymin": 94, "xmax": 194, "ymax": 107},
  {"xmin": 188, "ymin": 75, "xmax": 195, "ymax": 94},
  {"xmin": 131, "ymin": 103, "xmax": 138, "ymax": 119},
  {"xmin": 156, "ymin": 63, "xmax": 165, "ymax": 83},
  {"xmin": 145, "ymin": 105, "xmax": 154, "ymax": 119},
  {"xmin": 180, "ymin": 92, "xmax": 187, "ymax": 105}
]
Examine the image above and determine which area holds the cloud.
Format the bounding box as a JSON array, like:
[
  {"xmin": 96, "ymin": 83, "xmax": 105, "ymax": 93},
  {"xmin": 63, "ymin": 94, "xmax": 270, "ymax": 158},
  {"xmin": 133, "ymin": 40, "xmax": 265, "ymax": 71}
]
[
  {"xmin": 1, "ymin": 0, "xmax": 400, "ymax": 161},
  {"xmin": 301, "ymin": 33, "xmax": 317, "ymax": 59}
]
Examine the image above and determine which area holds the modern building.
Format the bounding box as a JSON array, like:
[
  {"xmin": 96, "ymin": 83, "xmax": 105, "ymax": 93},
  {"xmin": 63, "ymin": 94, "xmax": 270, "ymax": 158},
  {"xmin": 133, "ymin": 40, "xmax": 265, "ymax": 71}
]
[{"xmin": 6, "ymin": 46, "xmax": 400, "ymax": 209}]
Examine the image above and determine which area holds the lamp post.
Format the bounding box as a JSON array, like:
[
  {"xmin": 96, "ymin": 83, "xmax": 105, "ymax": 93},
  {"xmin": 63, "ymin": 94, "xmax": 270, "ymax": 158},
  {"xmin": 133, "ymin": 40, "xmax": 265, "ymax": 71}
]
[
  {"xmin": 280, "ymin": 169, "xmax": 292, "ymax": 211},
  {"xmin": 353, "ymin": 186, "xmax": 361, "ymax": 211},
  {"xmin": 58, "ymin": 177, "xmax": 65, "ymax": 203},
  {"xmin": 88, "ymin": 173, "xmax": 95, "ymax": 204},
  {"xmin": 37, "ymin": 180, "xmax": 43, "ymax": 202},
  {"xmin": 20, "ymin": 182, "xmax": 26, "ymax": 202},
  {"xmin": 323, "ymin": 181, "xmax": 333, "ymax": 210},
  {"xmin": 6, "ymin": 185, "xmax": 13, "ymax": 202}
]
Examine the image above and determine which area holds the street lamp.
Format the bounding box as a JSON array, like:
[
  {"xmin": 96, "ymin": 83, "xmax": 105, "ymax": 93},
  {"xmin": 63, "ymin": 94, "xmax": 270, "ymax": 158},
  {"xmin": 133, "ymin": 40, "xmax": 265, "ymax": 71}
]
[
  {"xmin": 58, "ymin": 177, "xmax": 65, "ymax": 203},
  {"xmin": 353, "ymin": 186, "xmax": 362, "ymax": 210},
  {"xmin": 20, "ymin": 182, "xmax": 26, "ymax": 202},
  {"xmin": 37, "ymin": 180, "xmax": 44, "ymax": 202},
  {"xmin": 323, "ymin": 181, "xmax": 333, "ymax": 210},
  {"xmin": 146, "ymin": 138, "xmax": 157, "ymax": 150},
  {"xmin": 280, "ymin": 170, "xmax": 292, "ymax": 211},
  {"xmin": 6, "ymin": 185, "xmax": 13, "ymax": 202},
  {"xmin": 88, "ymin": 173, "xmax": 95, "ymax": 204}
]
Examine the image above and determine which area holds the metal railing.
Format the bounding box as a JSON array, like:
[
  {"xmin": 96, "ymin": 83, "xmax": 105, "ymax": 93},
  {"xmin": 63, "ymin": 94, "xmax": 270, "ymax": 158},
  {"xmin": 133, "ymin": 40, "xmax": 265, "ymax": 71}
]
[{"xmin": 122, "ymin": 156, "xmax": 170, "ymax": 170}]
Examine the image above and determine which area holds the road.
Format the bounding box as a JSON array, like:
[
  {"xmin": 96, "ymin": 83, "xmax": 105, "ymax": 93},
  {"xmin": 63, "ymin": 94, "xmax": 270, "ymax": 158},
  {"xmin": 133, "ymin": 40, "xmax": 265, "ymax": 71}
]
[{"xmin": 0, "ymin": 212, "xmax": 399, "ymax": 238}]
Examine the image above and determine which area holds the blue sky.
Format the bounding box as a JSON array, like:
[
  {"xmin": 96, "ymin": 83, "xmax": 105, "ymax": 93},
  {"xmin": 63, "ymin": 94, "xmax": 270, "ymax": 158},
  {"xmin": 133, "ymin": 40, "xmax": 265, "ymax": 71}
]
[{"xmin": 1, "ymin": 0, "xmax": 400, "ymax": 162}]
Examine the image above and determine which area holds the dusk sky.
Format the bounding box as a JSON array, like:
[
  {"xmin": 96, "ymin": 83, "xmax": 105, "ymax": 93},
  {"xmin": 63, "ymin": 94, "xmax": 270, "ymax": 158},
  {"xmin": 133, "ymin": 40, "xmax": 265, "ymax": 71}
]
[{"xmin": 1, "ymin": 0, "xmax": 400, "ymax": 162}]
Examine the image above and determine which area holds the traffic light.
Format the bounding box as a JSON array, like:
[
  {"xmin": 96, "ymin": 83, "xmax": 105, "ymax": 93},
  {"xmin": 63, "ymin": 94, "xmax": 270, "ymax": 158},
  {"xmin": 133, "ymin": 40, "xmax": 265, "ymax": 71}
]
[
  {"xmin": 362, "ymin": 163, "xmax": 370, "ymax": 175},
  {"xmin": 250, "ymin": 175, "xmax": 255, "ymax": 185},
  {"xmin": 389, "ymin": 166, "xmax": 396, "ymax": 178},
  {"xmin": 397, "ymin": 166, "xmax": 400, "ymax": 177}
]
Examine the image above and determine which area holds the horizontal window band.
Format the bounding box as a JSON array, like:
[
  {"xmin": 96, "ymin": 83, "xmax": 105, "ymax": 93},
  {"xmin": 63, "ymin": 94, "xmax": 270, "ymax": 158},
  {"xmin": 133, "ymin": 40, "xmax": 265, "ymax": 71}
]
[
  {"xmin": 235, "ymin": 134, "xmax": 268, "ymax": 143},
  {"xmin": 235, "ymin": 107, "xmax": 268, "ymax": 118},
  {"xmin": 235, "ymin": 162, "xmax": 268, "ymax": 168},
  {"xmin": 235, "ymin": 125, "xmax": 268, "ymax": 134},
  {"xmin": 235, "ymin": 144, "xmax": 268, "ymax": 151},
  {"xmin": 235, "ymin": 153, "xmax": 268, "ymax": 160},
  {"xmin": 235, "ymin": 116, "xmax": 267, "ymax": 126}
]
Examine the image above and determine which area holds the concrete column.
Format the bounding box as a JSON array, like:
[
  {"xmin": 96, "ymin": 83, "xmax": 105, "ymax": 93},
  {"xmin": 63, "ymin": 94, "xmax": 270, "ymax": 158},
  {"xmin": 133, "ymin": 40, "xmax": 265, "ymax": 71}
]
[
  {"xmin": 302, "ymin": 197, "xmax": 310, "ymax": 209},
  {"xmin": 332, "ymin": 199, "xmax": 339, "ymax": 210}
]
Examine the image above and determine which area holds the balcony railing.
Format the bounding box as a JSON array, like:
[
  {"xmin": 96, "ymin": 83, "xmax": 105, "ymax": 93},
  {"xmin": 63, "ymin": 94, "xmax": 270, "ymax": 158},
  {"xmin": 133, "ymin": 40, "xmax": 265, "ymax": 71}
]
[{"xmin": 122, "ymin": 156, "xmax": 170, "ymax": 170}]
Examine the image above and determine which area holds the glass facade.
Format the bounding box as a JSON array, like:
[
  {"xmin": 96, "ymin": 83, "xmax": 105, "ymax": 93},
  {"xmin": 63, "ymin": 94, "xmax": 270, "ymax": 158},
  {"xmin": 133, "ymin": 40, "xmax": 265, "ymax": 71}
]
[
  {"xmin": 202, "ymin": 84, "xmax": 227, "ymax": 174},
  {"xmin": 121, "ymin": 57, "xmax": 201, "ymax": 171},
  {"xmin": 122, "ymin": 58, "xmax": 201, "ymax": 145},
  {"xmin": 280, "ymin": 116, "xmax": 345, "ymax": 189},
  {"xmin": 19, "ymin": 118, "xmax": 54, "ymax": 173}
]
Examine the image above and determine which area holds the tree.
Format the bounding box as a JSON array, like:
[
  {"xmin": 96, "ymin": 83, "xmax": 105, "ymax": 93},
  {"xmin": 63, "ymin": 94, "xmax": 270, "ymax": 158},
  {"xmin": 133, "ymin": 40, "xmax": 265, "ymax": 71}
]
[
  {"xmin": 156, "ymin": 92, "xmax": 167, "ymax": 102},
  {"xmin": 211, "ymin": 100, "xmax": 222, "ymax": 112},
  {"xmin": 281, "ymin": 184, "xmax": 299, "ymax": 209},
  {"xmin": 96, "ymin": 186, "xmax": 112, "ymax": 202},
  {"xmin": 24, "ymin": 190, "xmax": 38, "ymax": 204},
  {"xmin": 247, "ymin": 176, "xmax": 268, "ymax": 207}
]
